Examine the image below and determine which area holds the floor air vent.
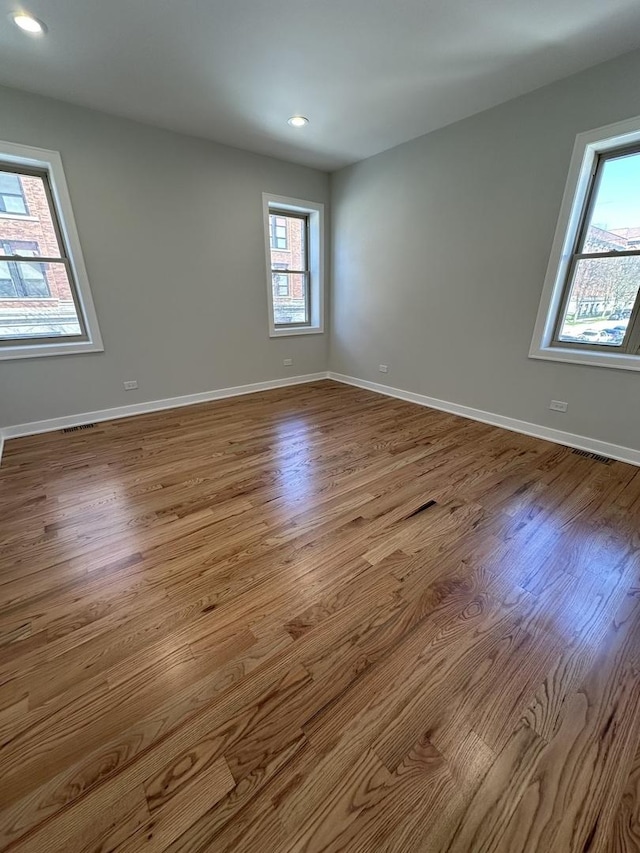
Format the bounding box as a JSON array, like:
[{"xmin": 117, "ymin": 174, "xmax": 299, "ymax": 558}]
[
  {"xmin": 571, "ymin": 448, "xmax": 614, "ymax": 465},
  {"xmin": 62, "ymin": 424, "xmax": 96, "ymax": 433}
]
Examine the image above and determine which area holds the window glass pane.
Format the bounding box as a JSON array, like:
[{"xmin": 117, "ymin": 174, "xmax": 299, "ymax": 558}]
[
  {"xmin": 582, "ymin": 152, "xmax": 640, "ymax": 253},
  {"xmin": 3, "ymin": 195, "xmax": 27, "ymax": 215},
  {"xmin": 272, "ymin": 272, "xmax": 308, "ymax": 325},
  {"xmin": 0, "ymin": 173, "xmax": 21, "ymax": 193},
  {"xmin": 0, "ymin": 170, "xmax": 27, "ymax": 215},
  {"xmin": 0, "ymin": 261, "xmax": 82, "ymax": 339},
  {"xmin": 0, "ymin": 259, "xmax": 51, "ymax": 299},
  {"xmin": 0, "ymin": 277, "xmax": 17, "ymax": 297},
  {"xmin": 269, "ymin": 214, "xmax": 287, "ymax": 250},
  {"xmin": 269, "ymin": 212, "xmax": 307, "ymax": 270},
  {"xmin": 0, "ymin": 239, "xmax": 39, "ymax": 257},
  {"xmin": 274, "ymin": 273, "xmax": 289, "ymax": 296},
  {"xmin": 0, "ymin": 170, "xmax": 62, "ymax": 257},
  {"xmin": 557, "ymin": 256, "xmax": 640, "ymax": 346},
  {"xmin": 20, "ymin": 261, "xmax": 49, "ymax": 289}
]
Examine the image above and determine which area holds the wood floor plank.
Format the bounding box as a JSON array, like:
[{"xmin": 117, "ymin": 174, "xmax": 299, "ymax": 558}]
[
  {"xmin": 114, "ymin": 755, "xmax": 236, "ymax": 852},
  {"xmin": 605, "ymin": 739, "xmax": 640, "ymax": 852},
  {"xmin": 9, "ymin": 784, "xmax": 150, "ymax": 853},
  {"xmin": 162, "ymin": 734, "xmax": 310, "ymax": 853}
]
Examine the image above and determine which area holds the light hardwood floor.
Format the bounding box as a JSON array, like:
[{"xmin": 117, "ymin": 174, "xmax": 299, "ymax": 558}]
[{"xmin": 1, "ymin": 379, "xmax": 640, "ymax": 852}]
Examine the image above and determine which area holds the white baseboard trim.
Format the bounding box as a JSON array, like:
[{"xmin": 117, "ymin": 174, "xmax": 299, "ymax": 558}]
[
  {"xmin": 4, "ymin": 369, "xmax": 638, "ymax": 469},
  {"xmin": 328, "ymin": 372, "xmax": 640, "ymax": 467},
  {"xmin": 1, "ymin": 372, "xmax": 329, "ymax": 442}
]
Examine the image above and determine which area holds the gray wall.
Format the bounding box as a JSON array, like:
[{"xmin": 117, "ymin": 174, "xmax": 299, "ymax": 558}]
[
  {"xmin": 0, "ymin": 85, "xmax": 329, "ymax": 428},
  {"xmin": 330, "ymin": 49, "xmax": 640, "ymax": 452}
]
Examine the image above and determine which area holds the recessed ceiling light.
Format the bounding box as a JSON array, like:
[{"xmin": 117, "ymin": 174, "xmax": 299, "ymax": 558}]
[
  {"xmin": 12, "ymin": 12, "xmax": 46, "ymax": 34},
  {"xmin": 288, "ymin": 116, "xmax": 309, "ymax": 128}
]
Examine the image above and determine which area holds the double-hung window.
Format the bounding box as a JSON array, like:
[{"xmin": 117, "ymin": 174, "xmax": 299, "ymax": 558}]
[
  {"xmin": 531, "ymin": 117, "xmax": 640, "ymax": 370},
  {"xmin": 268, "ymin": 209, "xmax": 310, "ymax": 326},
  {"xmin": 263, "ymin": 194, "xmax": 324, "ymax": 337},
  {"xmin": 0, "ymin": 141, "xmax": 102, "ymax": 360}
]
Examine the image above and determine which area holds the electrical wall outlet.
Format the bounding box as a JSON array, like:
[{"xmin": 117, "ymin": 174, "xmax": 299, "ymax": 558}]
[
  {"xmin": 379, "ymin": 364, "xmax": 388, "ymax": 373},
  {"xmin": 549, "ymin": 400, "xmax": 568, "ymax": 412},
  {"xmin": 283, "ymin": 358, "xmax": 293, "ymax": 366},
  {"xmin": 123, "ymin": 380, "xmax": 138, "ymax": 391}
]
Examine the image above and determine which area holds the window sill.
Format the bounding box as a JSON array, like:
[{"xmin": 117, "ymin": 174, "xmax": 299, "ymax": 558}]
[
  {"xmin": 529, "ymin": 344, "xmax": 640, "ymax": 372},
  {"xmin": 0, "ymin": 213, "xmax": 38, "ymax": 222},
  {"xmin": 0, "ymin": 339, "xmax": 104, "ymax": 360},
  {"xmin": 269, "ymin": 325, "xmax": 324, "ymax": 338}
]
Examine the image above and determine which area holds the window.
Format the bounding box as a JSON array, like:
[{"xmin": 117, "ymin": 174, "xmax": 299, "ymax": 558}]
[
  {"xmin": 531, "ymin": 116, "xmax": 640, "ymax": 371},
  {"xmin": 275, "ymin": 276, "xmax": 290, "ymax": 296},
  {"xmin": 269, "ymin": 215, "xmax": 288, "ymax": 249},
  {"xmin": 553, "ymin": 148, "xmax": 640, "ymax": 353},
  {"xmin": 272, "ymin": 264, "xmax": 290, "ymax": 297},
  {"xmin": 262, "ymin": 194, "xmax": 325, "ymax": 336},
  {"xmin": 0, "ymin": 142, "xmax": 102, "ymax": 360},
  {"xmin": 0, "ymin": 241, "xmax": 50, "ymax": 298},
  {"xmin": 0, "ymin": 172, "xmax": 28, "ymax": 215},
  {"xmin": 269, "ymin": 209, "xmax": 309, "ymax": 325}
]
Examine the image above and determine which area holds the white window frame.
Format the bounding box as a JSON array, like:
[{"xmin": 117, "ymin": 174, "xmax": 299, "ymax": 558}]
[
  {"xmin": 262, "ymin": 193, "xmax": 324, "ymax": 337},
  {"xmin": 530, "ymin": 115, "xmax": 640, "ymax": 372},
  {"xmin": 0, "ymin": 140, "xmax": 103, "ymax": 360}
]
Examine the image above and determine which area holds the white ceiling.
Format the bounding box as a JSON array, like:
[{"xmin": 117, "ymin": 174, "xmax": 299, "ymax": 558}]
[{"xmin": 1, "ymin": 0, "xmax": 640, "ymax": 171}]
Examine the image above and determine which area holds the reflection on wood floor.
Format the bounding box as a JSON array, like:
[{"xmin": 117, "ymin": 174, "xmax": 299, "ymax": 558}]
[{"xmin": 1, "ymin": 379, "xmax": 640, "ymax": 852}]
